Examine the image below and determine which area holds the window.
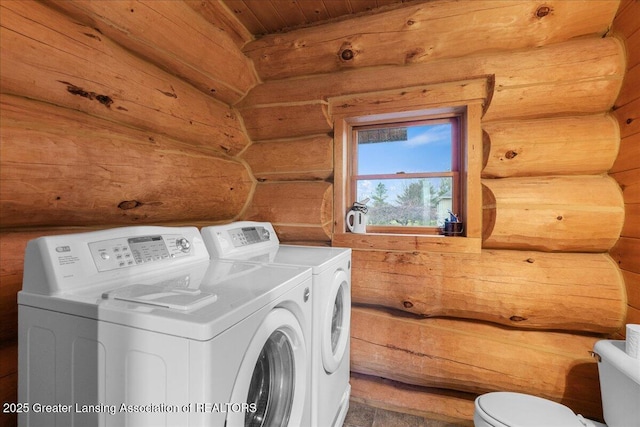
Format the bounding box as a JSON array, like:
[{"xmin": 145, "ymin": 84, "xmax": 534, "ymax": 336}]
[
  {"xmin": 329, "ymin": 78, "xmax": 489, "ymax": 252},
  {"xmin": 351, "ymin": 116, "xmax": 461, "ymax": 234}
]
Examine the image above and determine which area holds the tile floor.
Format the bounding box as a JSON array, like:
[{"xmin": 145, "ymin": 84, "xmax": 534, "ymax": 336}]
[{"xmin": 344, "ymin": 399, "xmax": 470, "ymax": 427}]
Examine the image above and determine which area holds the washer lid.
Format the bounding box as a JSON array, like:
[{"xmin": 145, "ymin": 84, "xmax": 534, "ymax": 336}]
[
  {"xmin": 245, "ymin": 245, "xmax": 351, "ymax": 274},
  {"xmin": 476, "ymin": 392, "xmax": 584, "ymax": 427},
  {"xmin": 102, "ymin": 284, "xmax": 217, "ymax": 310},
  {"xmin": 20, "ymin": 260, "xmax": 311, "ymax": 341}
]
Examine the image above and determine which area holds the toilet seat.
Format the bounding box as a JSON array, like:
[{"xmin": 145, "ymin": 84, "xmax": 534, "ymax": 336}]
[{"xmin": 474, "ymin": 392, "xmax": 593, "ymax": 427}]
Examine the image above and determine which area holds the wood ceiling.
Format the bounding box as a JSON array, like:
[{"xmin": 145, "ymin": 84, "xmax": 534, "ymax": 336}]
[{"xmin": 219, "ymin": 0, "xmax": 421, "ymax": 36}]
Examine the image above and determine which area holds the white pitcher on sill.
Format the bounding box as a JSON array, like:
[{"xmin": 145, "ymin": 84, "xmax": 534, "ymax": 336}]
[{"xmin": 346, "ymin": 198, "xmax": 369, "ymax": 234}]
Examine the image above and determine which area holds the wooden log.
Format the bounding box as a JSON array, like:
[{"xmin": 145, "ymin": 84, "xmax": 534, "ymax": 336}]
[
  {"xmin": 0, "ymin": 230, "xmax": 26, "ymax": 342},
  {"xmin": 613, "ymin": 55, "xmax": 640, "ymax": 108},
  {"xmin": 0, "ymin": 95, "xmax": 253, "ymax": 228},
  {"xmin": 613, "ymin": 1, "xmax": 640, "ymax": 73},
  {"xmin": 350, "ymin": 373, "xmax": 476, "ymax": 425},
  {"xmin": 243, "ymin": 0, "xmax": 618, "ymax": 80},
  {"xmin": 482, "ymin": 115, "xmax": 620, "ymax": 178},
  {"xmin": 241, "ymin": 135, "xmax": 333, "ymax": 182},
  {"xmin": 0, "ymin": 370, "xmax": 17, "ymax": 427},
  {"xmin": 615, "ymin": 97, "xmax": 640, "ymax": 140},
  {"xmin": 0, "ymin": 1, "xmax": 249, "ymax": 155},
  {"xmin": 242, "ymin": 182, "xmax": 333, "ymax": 242},
  {"xmin": 482, "ymin": 175, "xmax": 624, "ymax": 252},
  {"xmin": 351, "ymin": 307, "xmax": 603, "ymax": 421},
  {"xmin": 611, "ymin": 168, "xmax": 640, "ymax": 204},
  {"xmin": 240, "ymin": 36, "xmax": 623, "ymax": 123},
  {"xmin": 622, "ymin": 203, "xmax": 640, "ymax": 238},
  {"xmin": 241, "ymin": 37, "xmax": 624, "ymax": 108},
  {"xmin": 240, "ymin": 102, "xmax": 331, "ymax": 141},
  {"xmin": 43, "ymin": 0, "xmax": 259, "ymax": 105},
  {"xmin": 328, "ymin": 78, "xmax": 492, "ymax": 119},
  {"xmin": 485, "ymin": 78, "xmax": 621, "ymax": 121},
  {"xmin": 623, "ymin": 270, "xmax": 640, "ymax": 318},
  {"xmin": 184, "ymin": 0, "xmax": 253, "ymax": 49},
  {"xmin": 610, "ymin": 132, "xmax": 640, "ymax": 173},
  {"xmin": 610, "ymin": 237, "xmax": 640, "ymax": 274},
  {"xmin": 351, "ymin": 249, "xmax": 625, "ymax": 333}
]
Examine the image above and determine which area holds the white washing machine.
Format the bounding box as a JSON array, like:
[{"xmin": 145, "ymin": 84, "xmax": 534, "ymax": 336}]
[
  {"xmin": 201, "ymin": 222, "xmax": 352, "ymax": 427},
  {"xmin": 18, "ymin": 226, "xmax": 312, "ymax": 427}
]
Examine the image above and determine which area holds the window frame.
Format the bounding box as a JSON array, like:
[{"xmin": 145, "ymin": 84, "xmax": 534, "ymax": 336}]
[
  {"xmin": 350, "ymin": 116, "xmax": 462, "ymax": 235},
  {"xmin": 329, "ymin": 78, "xmax": 489, "ymax": 253}
]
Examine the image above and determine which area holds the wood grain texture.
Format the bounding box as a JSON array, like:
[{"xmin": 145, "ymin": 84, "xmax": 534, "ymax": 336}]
[
  {"xmin": 350, "ymin": 373, "xmax": 476, "ymax": 425},
  {"xmin": 0, "ymin": 95, "xmax": 253, "ymax": 227},
  {"xmin": 0, "ymin": 1, "xmax": 249, "ymax": 155},
  {"xmin": 243, "ymin": 0, "xmax": 618, "ymax": 80},
  {"xmin": 241, "ymin": 135, "xmax": 333, "ymax": 181},
  {"xmin": 351, "ymin": 307, "xmax": 603, "ymax": 421},
  {"xmin": 242, "ymin": 181, "xmax": 333, "ymax": 241},
  {"xmin": 482, "ymin": 115, "xmax": 619, "ymax": 178},
  {"xmin": 241, "ymin": 37, "xmax": 624, "ymax": 108},
  {"xmin": 185, "ymin": 0, "xmax": 253, "ymax": 48},
  {"xmin": 482, "ymin": 175, "xmax": 624, "ymax": 252},
  {"xmin": 351, "ymin": 249, "xmax": 625, "ymax": 332},
  {"xmin": 43, "ymin": 0, "xmax": 259, "ymax": 105},
  {"xmin": 240, "ymin": 101, "xmax": 332, "ymax": 141}
]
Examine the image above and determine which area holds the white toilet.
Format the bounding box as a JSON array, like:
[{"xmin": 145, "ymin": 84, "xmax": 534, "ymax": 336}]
[{"xmin": 474, "ymin": 340, "xmax": 640, "ymax": 427}]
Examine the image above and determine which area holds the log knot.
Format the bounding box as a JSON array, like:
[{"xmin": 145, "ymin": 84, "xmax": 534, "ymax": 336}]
[
  {"xmin": 504, "ymin": 150, "xmax": 518, "ymax": 159},
  {"xmin": 118, "ymin": 200, "xmax": 143, "ymax": 210},
  {"xmin": 340, "ymin": 48, "xmax": 355, "ymax": 61},
  {"xmin": 59, "ymin": 81, "xmax": 113, "ymax": 108},
  {"xmin": 405, "ymin": 47, "xmax": 429, "ymax": 63},
  {"xmin": 403, "ymin": 301, "xmax": 414, "ymax": 309},
  {"xmin": 535, "ymin": 5, "xmax": 552, "ymax": 18}
]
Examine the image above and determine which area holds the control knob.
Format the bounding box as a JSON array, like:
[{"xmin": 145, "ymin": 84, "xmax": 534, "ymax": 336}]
[
  {"xmin": 176, "ymin": 237, "xmax": 191, "ymax": 253},
  {"xmin": 260, "ymin": 228, "xmax": 270, "ymax": 241}
]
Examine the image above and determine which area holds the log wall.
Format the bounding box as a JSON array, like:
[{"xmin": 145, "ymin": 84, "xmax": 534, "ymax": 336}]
[
  {"xmin": 0, "ymin": 1, "xmax": 635, "ymax": 426},
  {"xmin": 610, "ymin": 0, "xmax": 640, "ymax": 334},
  {"xmin": 236, "ymin": 0, "xmax": 629, "ymax": 423},
  {"xmin": 0, "ymin": 2, "xmax": 256, "ymax": 425}
]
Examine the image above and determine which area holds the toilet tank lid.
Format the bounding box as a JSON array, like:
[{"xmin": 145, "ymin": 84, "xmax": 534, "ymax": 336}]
[
  {"xmin": 476, "ymin": 392, "xmax": 585, "ymax": 427},
  {"xmin": 594, "ymin": 340, "xmax": 640, "ymax": 385}
]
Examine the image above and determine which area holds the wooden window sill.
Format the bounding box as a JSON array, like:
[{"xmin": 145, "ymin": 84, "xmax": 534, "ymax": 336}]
[{"xmin": 332, "ymin": 232, "xmax": 481, "ymax": 253}]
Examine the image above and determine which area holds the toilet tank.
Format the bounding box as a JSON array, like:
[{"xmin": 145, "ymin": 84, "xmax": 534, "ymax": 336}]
[{"xmin": 594, "ymin": 340, "xmax": 640, "ymax": 427}]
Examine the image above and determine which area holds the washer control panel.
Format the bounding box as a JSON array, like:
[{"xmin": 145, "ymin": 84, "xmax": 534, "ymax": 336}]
[
  {"xmin": 21, "ymin": 226, "xmax": 209, "ymax": 295},
  {"xmin": 89, "ymin": 234, "xmax": 193, "ymax": 272}
]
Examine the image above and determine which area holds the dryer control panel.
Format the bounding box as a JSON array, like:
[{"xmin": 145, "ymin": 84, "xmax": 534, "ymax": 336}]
[
  {"xmin": 21, "ymin": 226, "xmax": 209, "ymax": 295},
  {"xmin": 202, "ymin": 221, "xmax": 279, "ymax": 259}
]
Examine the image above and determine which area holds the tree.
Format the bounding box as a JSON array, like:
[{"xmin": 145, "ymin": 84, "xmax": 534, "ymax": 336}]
[
  {"xmin": 394, "ymin": 181, "xmax": 424, "ymax": 225},
  {"xmin": 371, "ymin": 182, "xmax": 388, "ymax": 206}
]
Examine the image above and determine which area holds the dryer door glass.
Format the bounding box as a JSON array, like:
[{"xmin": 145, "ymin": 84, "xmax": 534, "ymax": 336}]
[
  {"xmin": 322, "ymin": 270, "xmax": 351, "ymax": 373},
  {"xmin": 246, "ymin": 330, "xmax": 295, "ymax": 427},
  {"xmin": 331, "ymin": 288, "xmax": 344, "ymax": 353},
  {"xmin": 228, "ymin": 308, "xmax": 306, "ymax": 427}
]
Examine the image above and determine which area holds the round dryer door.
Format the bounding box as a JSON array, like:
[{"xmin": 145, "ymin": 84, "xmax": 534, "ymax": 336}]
[
  {"xmin": 322, "ymin": 269, "xmax": 351, "ymax": 374},
  {"xmin": 228, "ymin": 308, "xmax": 307, "ymax": 427}
]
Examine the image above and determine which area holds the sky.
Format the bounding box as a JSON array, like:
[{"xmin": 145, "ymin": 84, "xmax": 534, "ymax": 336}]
[
  {"xmin": 356, "ymin": 123, "xmax": 453, "ymax": 204},
  {"xmin": 357, "ymin": 123, "xmax": 452, "ymax": 175}
]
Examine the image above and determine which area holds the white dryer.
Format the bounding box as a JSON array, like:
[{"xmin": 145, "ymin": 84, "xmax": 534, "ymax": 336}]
[
  {"xmin": 18, "ymin": 226, "xmax": 312, "ymax": 427},
  {"xmin": 201, "ymin": 222, "xmax": 352, "ymax": 427}
]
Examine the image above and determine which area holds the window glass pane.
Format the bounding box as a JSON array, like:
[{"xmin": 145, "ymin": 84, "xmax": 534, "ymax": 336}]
[
  {"xmin": 357, "ymin": 123, "xmax": 452, "ymax": 175},
  {"xmin": 356, "ymin": 178, "xmax": 453, "ymax": 227}
]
